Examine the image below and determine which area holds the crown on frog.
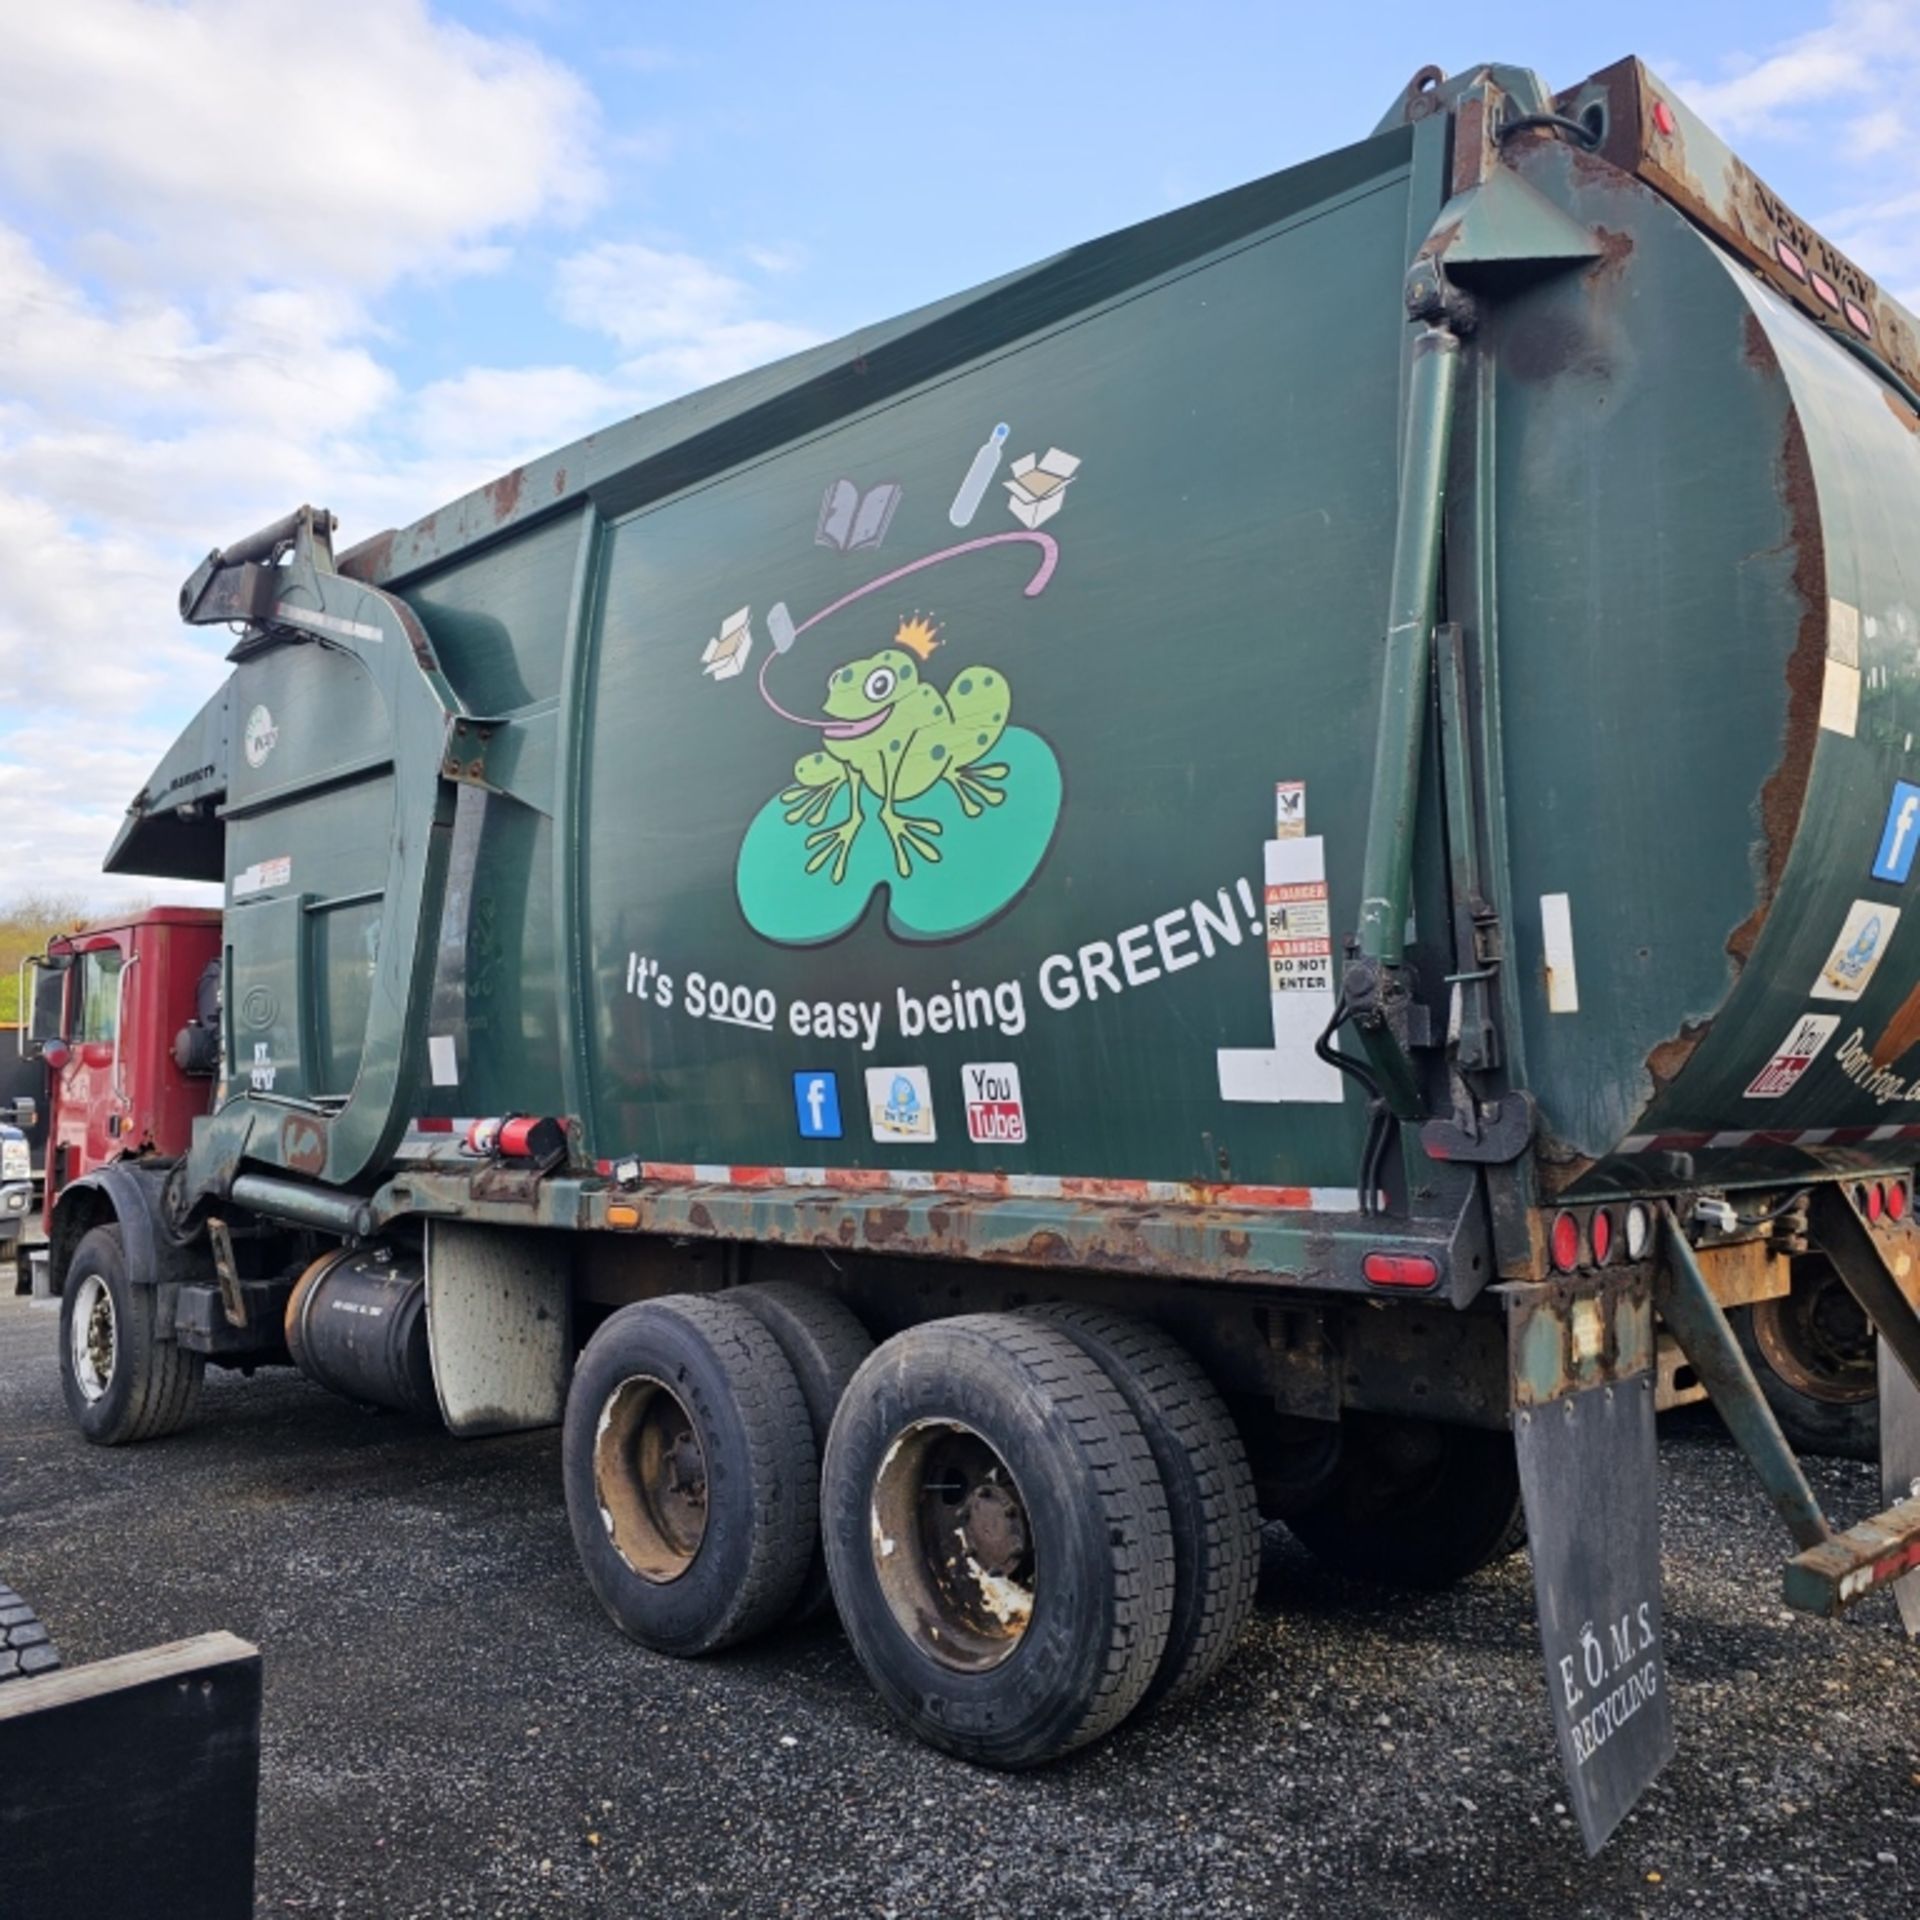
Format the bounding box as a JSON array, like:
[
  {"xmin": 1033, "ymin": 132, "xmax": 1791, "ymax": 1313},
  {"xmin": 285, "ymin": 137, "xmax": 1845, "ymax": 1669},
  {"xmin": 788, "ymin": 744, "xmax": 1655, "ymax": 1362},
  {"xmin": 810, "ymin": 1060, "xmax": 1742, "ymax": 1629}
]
[{"xmin": 894, "ymin": 613, "xmax": 942, "ymax": 660}]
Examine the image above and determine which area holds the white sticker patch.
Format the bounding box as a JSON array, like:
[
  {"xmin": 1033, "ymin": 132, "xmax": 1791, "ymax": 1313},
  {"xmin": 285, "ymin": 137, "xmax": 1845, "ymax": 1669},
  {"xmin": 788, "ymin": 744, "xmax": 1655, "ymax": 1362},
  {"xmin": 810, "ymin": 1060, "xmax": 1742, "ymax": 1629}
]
[
  {"xmin": 962, "ymin": 1062, "xmax": 1026, "ymax": 1145},
  {"xmin": 248, "ymin": 1041, "xmax": 276, "ymax": 1093},
  {"xmin": 1820, "ymin": 658, "xmax": 1861, "ymax": 737},
  {"xmin": 243, "ymin": 704, "xmax": 279, "ymax": 769},
  {"xmin": 1811, "ymin": 899, "xmax": 1900, "ymax": 1002},
  {"xmin": 1828, "ymin": 598, "xmax": 1861, "ymax": 668},
  {"xmin": 1274, "ymin": 781, "xmax": 1306, "ymax": 840},
  {"xmin": 274, "ymin": 600, "xmax": 384, "ymax": 644},
  {"xmin": 1541, "ymin": 894, "xmax": 1580, "ymax": 1014},
  {"xmin": 866, "ymin": 1066, "xmax": 936, "ymax": 1142},
  {"xmin": 428, "ymin": 1034, "xmax": 460, "ymax": 1086},
  {"xmin": 232, "ymin": 855, "xmax": 291, "ymax": 897},
  {"xmin": 1218, "ymin": 835, "xmax": 1345, "ymax": 1104},
  {"xmin": 1745, "ymin": 1013, "xmax": 1840, "ymax": 1099}
]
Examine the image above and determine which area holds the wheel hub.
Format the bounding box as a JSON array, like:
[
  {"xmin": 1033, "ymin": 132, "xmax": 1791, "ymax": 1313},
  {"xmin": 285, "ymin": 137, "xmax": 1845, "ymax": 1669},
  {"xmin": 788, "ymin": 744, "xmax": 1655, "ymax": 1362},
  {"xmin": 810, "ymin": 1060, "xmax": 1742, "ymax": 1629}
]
[
  {"xmin": 1752, "ymin": 1268, "xmax": 1876, "ymax": 1406},
  {"xmin": 70, "ymin": 1274, "xmax": 116, "ymax": 1403},
  {"xmin": 593, "ymin": 1375, "xmax": 710, "ymax": 1582},
  {"xmin": 870, "ymin": 1420, "xmax": 1036, "ymax": 1671}
]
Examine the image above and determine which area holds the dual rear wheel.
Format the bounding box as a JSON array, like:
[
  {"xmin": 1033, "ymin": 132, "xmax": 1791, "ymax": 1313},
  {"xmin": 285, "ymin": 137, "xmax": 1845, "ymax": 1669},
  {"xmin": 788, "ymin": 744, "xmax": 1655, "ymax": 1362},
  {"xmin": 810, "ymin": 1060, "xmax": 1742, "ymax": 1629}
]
[{"xmin": 562, "ymin": 1295, "xmax": 1263, "ymax": 1766}]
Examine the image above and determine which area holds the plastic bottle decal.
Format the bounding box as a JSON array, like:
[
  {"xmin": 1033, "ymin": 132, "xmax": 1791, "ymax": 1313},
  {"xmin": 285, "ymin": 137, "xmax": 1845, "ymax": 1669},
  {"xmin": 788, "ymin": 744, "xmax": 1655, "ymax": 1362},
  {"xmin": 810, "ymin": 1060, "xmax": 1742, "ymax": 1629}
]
[{"xmin": 949, "ymin": 423, "xmax": 1009, "ymax": 528}]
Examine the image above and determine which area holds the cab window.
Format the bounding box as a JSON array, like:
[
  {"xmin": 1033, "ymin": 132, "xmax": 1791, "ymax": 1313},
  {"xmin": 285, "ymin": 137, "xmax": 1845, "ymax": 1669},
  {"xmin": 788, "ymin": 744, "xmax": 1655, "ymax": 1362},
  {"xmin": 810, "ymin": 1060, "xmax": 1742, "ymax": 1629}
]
[{"xmin": 76, "ymin": 948, "xmax": 125, "ymax": 1047}]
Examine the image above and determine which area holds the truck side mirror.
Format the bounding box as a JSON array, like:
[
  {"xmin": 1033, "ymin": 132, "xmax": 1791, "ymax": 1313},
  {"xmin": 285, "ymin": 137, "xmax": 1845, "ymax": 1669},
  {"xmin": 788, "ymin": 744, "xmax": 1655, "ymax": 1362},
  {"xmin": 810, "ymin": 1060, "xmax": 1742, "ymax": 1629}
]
[{"xmin": 23, "ymin": 953, "xmax": 72, "ymax": 1060}]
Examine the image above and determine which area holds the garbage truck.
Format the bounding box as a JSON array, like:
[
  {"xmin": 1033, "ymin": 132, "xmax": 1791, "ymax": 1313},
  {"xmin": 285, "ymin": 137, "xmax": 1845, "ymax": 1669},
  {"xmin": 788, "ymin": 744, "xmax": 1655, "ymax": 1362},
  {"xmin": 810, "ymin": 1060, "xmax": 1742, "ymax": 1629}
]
[{"xmin": 22, "ymin": 53, "xmax": 1920, "ymax": 1853}]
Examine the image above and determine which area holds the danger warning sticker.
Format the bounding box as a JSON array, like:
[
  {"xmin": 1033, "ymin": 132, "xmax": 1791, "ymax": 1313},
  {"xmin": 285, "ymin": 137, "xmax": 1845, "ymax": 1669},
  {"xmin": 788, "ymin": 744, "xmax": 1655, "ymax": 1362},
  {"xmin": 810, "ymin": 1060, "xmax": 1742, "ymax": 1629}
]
[
  {"xmin": 1266, "ymin": 877, "xmax": 1331, "ymax": 992},
  {"xmin": 1745, "ymin": 1013, "xmax": 1840, "ymax": 1099}
]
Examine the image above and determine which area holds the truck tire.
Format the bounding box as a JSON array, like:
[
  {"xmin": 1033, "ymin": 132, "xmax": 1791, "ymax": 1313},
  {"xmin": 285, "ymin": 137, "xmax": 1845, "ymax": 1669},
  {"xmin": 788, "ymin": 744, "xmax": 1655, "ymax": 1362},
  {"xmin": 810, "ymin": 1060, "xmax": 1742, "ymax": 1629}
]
[
  {"xmin": 729, "ymin": 1281, "xmax": 874, "ymax": 1621},
  {"xmin": 1020, "ymin": 1302, "xmax": 1259, "ymax": 1712},
  {"xmin": 563, "ymin": 1294, "xmax": 817, "ymax": 1657},
  {"xmin": 1284, "ymin": 1414, "xmax": 1525, "ymax": 1590},
  {"xmin": 1731, "ymin": 1263, "xmax": 1878, "ymax": 1462},
  {"xmin": 58, "ymin": 1224, "xmax": 205, "ymax": 1446},
  {"xmin": 822, "ymin": 1313, "xmax": 1173, "ymax": 1768},
  {"xmin": 0, "ymin": 1582, "xmax": 59, "ymax": 1685}
]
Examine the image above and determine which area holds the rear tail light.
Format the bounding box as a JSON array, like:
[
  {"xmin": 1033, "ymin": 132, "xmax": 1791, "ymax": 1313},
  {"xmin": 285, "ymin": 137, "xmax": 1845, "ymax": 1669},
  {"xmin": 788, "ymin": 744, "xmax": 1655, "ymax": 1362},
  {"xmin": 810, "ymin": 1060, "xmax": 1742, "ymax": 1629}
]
[
  {"xmin": 1889, "ymin": 1181, "xmax": 1909, "ymax": 1223},
  {"xmin": 1550, "ymin": 1211, "xmax": 1582, "ymax": 1273},
  {"xmin": 1362, "ymin": 1252, "xmax": 1440, "ymax": 1290},
  {"xmin": 1866, "ymin": 1181, "xmax": 1885, "ymax": 1224},
  {"xmin": 1625, "ymin": 1204, "xmax": 1652, "ymax": 1261},
  {"xmin": 1591, "ymin": 1208, "xmax": 1615, "ymax": 1265}
]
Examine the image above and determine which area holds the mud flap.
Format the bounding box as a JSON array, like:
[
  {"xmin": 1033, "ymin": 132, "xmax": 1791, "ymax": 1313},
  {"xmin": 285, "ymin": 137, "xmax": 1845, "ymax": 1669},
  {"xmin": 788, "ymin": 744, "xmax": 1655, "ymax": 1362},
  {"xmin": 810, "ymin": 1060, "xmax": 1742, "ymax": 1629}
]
[
  {"xmin": 1882, "ymin": 1337, "xmax": 1920, "ymax": 1635},
  {"xmin": 424, "ymin": 1220, "xmax": 572, "ymax": 1437},
  {"xmin": 1508, "ymin": 1279, "xmax": 1676, "ymax": 1854}
]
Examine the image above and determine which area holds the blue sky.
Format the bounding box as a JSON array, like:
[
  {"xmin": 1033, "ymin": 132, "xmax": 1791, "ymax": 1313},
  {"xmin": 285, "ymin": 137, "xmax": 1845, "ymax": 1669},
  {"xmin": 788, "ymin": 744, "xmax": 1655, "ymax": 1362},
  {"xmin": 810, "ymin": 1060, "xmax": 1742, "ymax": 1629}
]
[{"xmin": 2, "ymin": 0, "xmax": 1913, "ymax": 904}]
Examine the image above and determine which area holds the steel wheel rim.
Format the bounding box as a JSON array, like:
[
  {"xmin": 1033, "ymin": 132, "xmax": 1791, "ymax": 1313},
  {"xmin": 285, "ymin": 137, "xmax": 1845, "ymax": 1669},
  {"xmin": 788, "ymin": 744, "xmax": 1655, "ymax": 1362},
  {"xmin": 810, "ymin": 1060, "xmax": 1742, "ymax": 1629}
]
[
  {"xmin": 593, "ymin": 1375, "xmax": 709, "ymax": 1582},
  {"xmin": 870, "ymin": 1418, "xmax": 1036, "ymax": 1672},
  {"xmin": 1752, "ymin": 1272, "xmax": 1876, "ymax": 1406},
  {"xmin": 70, "ymin": 1273, "xmax": 115, "ymax": 1403}
]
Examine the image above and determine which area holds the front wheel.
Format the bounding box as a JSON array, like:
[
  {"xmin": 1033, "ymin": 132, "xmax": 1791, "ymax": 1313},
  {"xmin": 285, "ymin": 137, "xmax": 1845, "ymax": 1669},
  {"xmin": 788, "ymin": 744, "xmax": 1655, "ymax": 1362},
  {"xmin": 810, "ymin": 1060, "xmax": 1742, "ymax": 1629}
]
[{"xmin": 58, "ymin": 1225, "xmax": 204, "ymax": 1446}]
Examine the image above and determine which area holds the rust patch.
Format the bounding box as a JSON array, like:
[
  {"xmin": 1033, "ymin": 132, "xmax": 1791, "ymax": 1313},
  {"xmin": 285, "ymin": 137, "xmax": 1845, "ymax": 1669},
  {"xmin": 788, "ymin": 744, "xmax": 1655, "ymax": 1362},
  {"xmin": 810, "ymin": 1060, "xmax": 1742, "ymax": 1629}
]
[
  {"xmin": 687, "ymin": 1201, "xmax": 713, "ymax": 1233},
  {"xmin": 1725, "ymin": 328, "xmax": 1825, "ymax": 973},
  {"xmin": 864, "ymin": 1207, "xmax": 912, "ymax": 1246},
  {"xmin": 1450, "ymin": 95, "xmax": 1487, "ymax": 199},
  {"xmin": 553, "ymin": 466, "xmax": 568, "ymax": 494},
  {"xmin": 1872, "ymin": 978, "xmax": 1920, "ymax": 1068},
  {"xmin": 281, "ymin": 1115, "xmax": 327, "ymax": 1176},
  {"xmin": 1018, "ymin": 1230, "xmax": 1072, "ymax": 1264},
  {"xmin": 1883, "ymin": 387, "xmax": 1920, "ymax": 435},
  {"xmin": 484, "ymin": 467, "xmax": 526, "ymax": 523},
  {"xmin": 1588, "ymin": 225, "xmax": 1634, "ymax": 281},
  {"xmin": 1645, "ymin": 1020, "xmax": 1714, "ymax": 1094},
  {"xmin": 338, "ymin": 527, "xmax": 397, "ymax": 585}
]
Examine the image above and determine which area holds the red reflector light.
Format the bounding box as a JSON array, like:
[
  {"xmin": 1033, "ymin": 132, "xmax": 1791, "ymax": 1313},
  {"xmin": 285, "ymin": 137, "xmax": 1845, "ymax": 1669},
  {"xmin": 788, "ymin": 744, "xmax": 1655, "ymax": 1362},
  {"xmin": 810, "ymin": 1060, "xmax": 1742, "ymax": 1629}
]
[
  {"xmin": 1363, "ymin": 1252, "xmax": 1440, "ymax": 1290},
  {"xmin": 1810, "ymin": 271, "xmax": 1841, "ymax": 309},
  {"xmin": 1652, "ymin": 99, "xmax": 1677, "ymax": 136},
  {"xmin": 1591, "ymin": 1208, "xmax": 1614, "ymax": 1265},
  {"xmin": 1550, "ymin": 1211, "xmax": 1582, "ymax": 1272},
  {"xmin": 1844, "ymin": 299, "xmax": 1873, "ymax": 339},
  {"xmin": 1775, "ymin": 238, "xmax": 1808, "ymax": 282},
  {"xmin": 1890, "ymin": 1182, "xmax": 1909, "ymax": 1223},
  {"xmin": 1868, "ymin": 1182, "xmax": 1886, "ymax": 1223}
]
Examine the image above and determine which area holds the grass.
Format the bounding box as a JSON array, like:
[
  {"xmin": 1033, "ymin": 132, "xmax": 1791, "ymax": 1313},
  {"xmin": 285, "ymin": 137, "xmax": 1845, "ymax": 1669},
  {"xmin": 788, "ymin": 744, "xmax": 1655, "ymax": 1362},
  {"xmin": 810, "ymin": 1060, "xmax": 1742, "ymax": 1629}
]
[{"xmin": 0, "ymin": 894, "xmax": 91, "ymax": 1025}]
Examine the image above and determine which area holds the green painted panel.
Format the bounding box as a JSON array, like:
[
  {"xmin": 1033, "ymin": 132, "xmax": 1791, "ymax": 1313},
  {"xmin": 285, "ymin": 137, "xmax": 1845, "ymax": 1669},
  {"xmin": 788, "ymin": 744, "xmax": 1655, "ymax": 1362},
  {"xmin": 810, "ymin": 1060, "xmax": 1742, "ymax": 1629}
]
[
  {"xmin": 405, "ymin": 509, "xmax": 583, "ymax": 714},
  {"xmin": 578, "ymin": 175, "xmax": 1420, "ymax": 1185}
]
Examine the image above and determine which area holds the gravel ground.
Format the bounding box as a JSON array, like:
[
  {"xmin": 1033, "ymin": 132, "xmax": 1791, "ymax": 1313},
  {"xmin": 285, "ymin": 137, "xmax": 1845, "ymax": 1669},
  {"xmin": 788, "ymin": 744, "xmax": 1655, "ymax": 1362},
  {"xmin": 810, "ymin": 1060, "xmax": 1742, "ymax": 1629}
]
[{"xmin": 2, "ymin": 1291, "xmax": 1916, "ymax": 1919}]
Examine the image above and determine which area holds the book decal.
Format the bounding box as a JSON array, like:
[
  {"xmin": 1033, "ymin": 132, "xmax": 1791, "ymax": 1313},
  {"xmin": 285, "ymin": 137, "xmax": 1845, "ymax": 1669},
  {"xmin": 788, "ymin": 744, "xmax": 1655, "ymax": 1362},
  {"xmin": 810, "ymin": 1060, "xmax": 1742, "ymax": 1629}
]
[{"xmin": 817, "ymin": 478, "xmax": 903, "ymax": 553}]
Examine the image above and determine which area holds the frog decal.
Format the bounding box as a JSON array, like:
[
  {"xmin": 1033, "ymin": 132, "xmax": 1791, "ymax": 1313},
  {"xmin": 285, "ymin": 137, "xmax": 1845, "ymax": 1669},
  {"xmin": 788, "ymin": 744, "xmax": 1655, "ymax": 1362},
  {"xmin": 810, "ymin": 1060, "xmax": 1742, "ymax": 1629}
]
[
  {"xmin": 780, "ymin": 620, "xmax": 1010, "ymax": 883},
  {"xmin": 733, "ymin": 530, "xmax": 1064, "ymax": 946}
]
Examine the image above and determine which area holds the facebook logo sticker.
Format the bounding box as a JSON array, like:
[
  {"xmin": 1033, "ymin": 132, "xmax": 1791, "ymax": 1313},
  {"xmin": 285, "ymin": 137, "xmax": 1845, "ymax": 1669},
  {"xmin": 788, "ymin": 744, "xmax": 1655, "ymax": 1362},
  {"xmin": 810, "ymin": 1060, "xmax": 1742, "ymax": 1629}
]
[
  {"xmin": 1874, "ymin": 782, "xmax": 1920, "ymax": 884},
  {"xmin": 793, "ymin": 1072, "xmax": 843, "ymax": 1140}
]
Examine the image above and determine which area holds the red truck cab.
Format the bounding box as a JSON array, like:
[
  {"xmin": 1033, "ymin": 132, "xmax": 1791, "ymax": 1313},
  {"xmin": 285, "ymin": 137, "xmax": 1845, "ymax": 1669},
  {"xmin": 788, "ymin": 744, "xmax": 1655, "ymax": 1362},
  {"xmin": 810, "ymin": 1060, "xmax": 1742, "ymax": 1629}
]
[{"xmin": 27, "ymin": 909, "xmax": 222, "ymax": 1227}]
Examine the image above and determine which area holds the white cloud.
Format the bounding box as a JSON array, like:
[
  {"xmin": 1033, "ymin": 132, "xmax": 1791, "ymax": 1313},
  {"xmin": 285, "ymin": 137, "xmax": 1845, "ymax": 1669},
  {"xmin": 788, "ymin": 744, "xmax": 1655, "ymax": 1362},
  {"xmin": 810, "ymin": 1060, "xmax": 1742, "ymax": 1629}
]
[
  {"xmin": 1673, "ymin": 2, "xmax": 1919, "ymax": 138},
  {"xmin": 405, "ymin": 363, "xmax": 638, "ymax": 469},
  {"xmin": 0, "ymin": 1, "xmax": 603, "ymax": 289},
  {"xmin": 0, "ymin": 10, "xmax": 816, "ymax": 906},
  {"xmin": 1672, "ymin": 2, "xmax": 1920, "ymax": 307},
  {"xmin": 555, "ymin": 240, "xmax": 821, "ymax": 395}
]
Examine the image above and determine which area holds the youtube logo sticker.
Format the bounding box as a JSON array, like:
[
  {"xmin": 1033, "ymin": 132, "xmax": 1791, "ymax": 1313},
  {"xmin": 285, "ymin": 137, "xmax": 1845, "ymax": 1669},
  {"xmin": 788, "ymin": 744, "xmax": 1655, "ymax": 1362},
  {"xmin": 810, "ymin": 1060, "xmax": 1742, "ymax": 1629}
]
[{"xmin": 963, "ymin": 1062, "xmax": 1027, "ymax": 1145}]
